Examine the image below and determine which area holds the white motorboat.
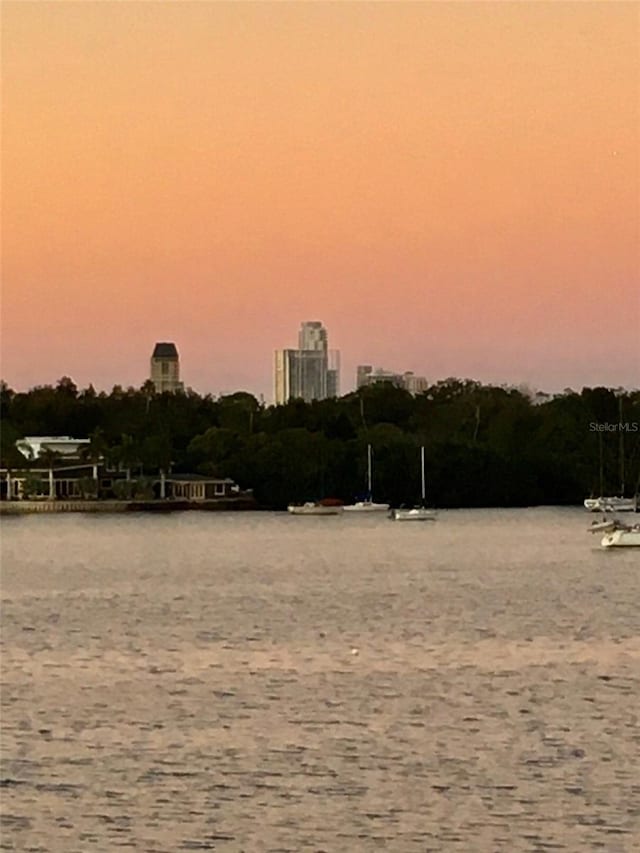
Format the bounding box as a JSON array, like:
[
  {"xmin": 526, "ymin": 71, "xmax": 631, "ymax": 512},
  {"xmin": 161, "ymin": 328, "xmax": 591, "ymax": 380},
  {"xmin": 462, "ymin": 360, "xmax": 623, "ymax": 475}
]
[
  {"xmin": 344, "ymin": 444, "xmax": 389, "ymax": 513},
  {"xmin": 584, "ymin": 496, "xmax": 636, "ymax": 513},
  {"xmin": 589, "ymin": 517, "xmax": 640, "ymax": 547},
  {"xmin": 389, "ymin": 446, "xmax": 437, "ymax": 522},
  {"xmin": 287, "ymin": 501, "xmax": 343, "ymax": 516}
]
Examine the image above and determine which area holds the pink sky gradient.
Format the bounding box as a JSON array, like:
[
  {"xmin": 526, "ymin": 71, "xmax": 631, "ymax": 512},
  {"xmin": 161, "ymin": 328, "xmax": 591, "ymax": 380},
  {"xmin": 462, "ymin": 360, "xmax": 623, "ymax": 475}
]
[{"xmin": 2, "ymin": 2, "xmax": 638, "ymax": 400}]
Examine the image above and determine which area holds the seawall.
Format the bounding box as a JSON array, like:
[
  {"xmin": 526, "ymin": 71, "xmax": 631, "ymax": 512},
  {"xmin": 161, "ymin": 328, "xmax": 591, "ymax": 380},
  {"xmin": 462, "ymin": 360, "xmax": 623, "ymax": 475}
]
[{"xmin": 0, "ymin": 498, "xmax": 258, "ymax": 515}]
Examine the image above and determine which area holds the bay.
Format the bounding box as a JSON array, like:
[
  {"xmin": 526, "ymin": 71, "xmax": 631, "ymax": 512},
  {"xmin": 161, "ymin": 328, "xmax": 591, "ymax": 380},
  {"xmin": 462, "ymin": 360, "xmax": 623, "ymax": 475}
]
[{"xmin": 1, "ymin": 509, "xmax": 638, "ymax": 851}]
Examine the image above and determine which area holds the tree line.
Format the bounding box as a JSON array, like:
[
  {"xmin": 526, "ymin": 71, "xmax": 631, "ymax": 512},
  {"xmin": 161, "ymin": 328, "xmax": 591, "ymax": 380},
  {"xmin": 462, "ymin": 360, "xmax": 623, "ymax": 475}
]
[{"xmin": 1, "ymin": 377, "xmax": 639, "ymax": 508}]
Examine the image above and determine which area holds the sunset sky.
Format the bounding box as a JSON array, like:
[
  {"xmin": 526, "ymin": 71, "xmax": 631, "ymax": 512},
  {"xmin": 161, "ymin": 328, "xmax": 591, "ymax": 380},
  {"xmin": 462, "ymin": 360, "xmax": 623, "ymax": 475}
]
[{"xmin": 2, "ymin": 1, "xmax": 638, "ymax": 399}]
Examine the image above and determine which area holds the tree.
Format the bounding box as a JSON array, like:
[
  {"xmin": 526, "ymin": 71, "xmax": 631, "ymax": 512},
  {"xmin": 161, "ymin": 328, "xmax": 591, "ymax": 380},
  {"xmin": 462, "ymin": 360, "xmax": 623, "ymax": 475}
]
[
  {"xmin": 21, "ymin": 472, "xmax": 45, "ymax": 500},
  {"xmin": 112, "ymin": 434, "xmax": 139, "ymax": 480},
  {"xmin": 38, "ymin": 448, "xmax": 61, "ymax": 499},
  {"xmin": 79, "ymin": 427, "xmax": 109, "ymax": 478}
]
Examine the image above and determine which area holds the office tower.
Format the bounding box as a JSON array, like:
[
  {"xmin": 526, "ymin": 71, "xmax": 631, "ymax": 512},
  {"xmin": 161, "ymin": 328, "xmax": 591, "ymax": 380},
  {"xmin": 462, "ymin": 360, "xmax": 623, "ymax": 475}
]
[
  {"xmin": 274, "ymin": 321, "xmax": 340, "ymax": 404},
  {"xmin": 150, "ymin": 342, "xmax": 183, "ymax": 393}
]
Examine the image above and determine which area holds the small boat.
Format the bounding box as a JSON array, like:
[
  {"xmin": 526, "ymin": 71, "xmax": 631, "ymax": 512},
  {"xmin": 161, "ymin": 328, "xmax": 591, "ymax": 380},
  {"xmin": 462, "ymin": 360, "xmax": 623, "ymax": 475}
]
[
  {"xmin": 589, "ymin": 517, "xmax": 640, "ymax": 547},
  {"xmin": 389, "ymin": 446, "xmax": 437, "ymax": 522},
  {"xmin": 287, "ymin": 500, "xmax": 343, "ymax": 516},
  {"xmin": 344, "ymin": 445, "xmax": 389, "ymax": 513}
]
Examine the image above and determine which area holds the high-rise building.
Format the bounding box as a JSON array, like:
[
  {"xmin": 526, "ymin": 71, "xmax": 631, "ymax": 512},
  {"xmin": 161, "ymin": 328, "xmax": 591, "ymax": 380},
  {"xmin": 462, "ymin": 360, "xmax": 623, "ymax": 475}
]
[
  {"xmin": 274, "ymin": 321, "xmax": 339, "ymax": 404},
  {"xmin": 150, "ymin": 342, "xmax": 183, "ymax": 393}
]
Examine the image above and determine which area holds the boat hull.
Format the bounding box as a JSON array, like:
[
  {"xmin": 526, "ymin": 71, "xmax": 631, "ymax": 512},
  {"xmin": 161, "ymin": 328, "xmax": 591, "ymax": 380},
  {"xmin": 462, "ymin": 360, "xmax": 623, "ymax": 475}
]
[
  {"xmin": 585, "ymin": 497, "xmax": 636, "ymax": 512},
  {"xmin": 390, "ymin": 508, "xmax": 437, "ymax": 521},
  {"xmin": 287, "ymin": 503, "xmax": 343, "ymax": 516},
  {"xmin": 601, "ymin": 529, "xmax": 640, "ymax": 547},
  {"xmin": 343, "ymin": 502, "xmax": 390, "ymax": 512}
]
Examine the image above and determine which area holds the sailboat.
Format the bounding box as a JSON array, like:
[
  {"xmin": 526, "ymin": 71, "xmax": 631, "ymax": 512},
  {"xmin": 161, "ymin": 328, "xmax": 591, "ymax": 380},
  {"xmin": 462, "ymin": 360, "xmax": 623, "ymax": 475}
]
[
  {"xmin": 389, "ymin": 446, "xmax": 437, "ymax": 521},
  {"xmin": 343, "ymin": 444, "xmax": 389, "ymax": 512},
  {"xmin": 584, "ymin": 398, "xmax": 637, "ymax": 512}
]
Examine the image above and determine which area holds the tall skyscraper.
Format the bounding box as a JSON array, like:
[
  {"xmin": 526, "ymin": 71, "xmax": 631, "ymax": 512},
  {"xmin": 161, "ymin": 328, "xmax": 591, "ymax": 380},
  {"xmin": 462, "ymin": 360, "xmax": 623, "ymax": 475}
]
[
  {"xmin": 150, "ymin": 342, "xmax": 183, "ymax": 393},
  {"xmin": 274, "ymin": 321, "xmax": 339, "ymax": 404}
]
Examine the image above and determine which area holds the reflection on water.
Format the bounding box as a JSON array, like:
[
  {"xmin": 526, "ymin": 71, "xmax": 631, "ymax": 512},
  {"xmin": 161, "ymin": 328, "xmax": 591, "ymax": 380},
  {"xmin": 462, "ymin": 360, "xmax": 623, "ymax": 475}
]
[{"xmin": 1, "ymin": 509, "xmax": 638, "ymax": 851}]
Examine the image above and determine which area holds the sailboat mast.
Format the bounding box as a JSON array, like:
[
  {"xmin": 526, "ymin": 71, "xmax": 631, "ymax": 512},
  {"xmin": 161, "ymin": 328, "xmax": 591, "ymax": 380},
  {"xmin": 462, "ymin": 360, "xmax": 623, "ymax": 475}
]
[
  {"xmin": 420, "ymin": 446, "xmax": 426, "ymax": 504},
  {"xmin": 367, "ymin": 444, "xmax": 372, "ymax": 496},
  {"xmin": 598, "ymin": 430, "xmax": 604, "ymax": 496},
  {"xmin": 619, "ymin": 395, "xmax": 625, "ymax": 496}
]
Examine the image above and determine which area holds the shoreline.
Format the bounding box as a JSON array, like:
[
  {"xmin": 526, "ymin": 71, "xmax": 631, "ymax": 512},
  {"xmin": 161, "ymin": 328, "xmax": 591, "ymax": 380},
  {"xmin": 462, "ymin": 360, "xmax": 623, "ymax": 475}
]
[{"xmin": 0, "ymin": 498, "xmax": 258, "ymax": 515}]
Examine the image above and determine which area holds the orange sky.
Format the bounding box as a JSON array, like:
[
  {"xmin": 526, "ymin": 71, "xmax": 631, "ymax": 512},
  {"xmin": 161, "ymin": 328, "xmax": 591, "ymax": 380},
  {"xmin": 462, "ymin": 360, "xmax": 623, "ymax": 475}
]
[{"xmin": 2, "ymin": 1, "xmax": 639, "ymax": 398}]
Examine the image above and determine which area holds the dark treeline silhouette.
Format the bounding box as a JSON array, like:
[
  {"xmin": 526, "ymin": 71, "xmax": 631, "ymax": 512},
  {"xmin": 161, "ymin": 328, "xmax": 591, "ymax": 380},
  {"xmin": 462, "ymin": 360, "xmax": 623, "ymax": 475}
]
[{"xmin": 1, "ymin": 377, "xmax": 639, "ymax": 508}]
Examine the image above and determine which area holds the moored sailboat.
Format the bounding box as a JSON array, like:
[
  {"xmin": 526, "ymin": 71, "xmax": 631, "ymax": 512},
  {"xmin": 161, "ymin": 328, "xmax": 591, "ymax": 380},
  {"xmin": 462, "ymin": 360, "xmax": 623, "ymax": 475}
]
[
  {"xmin": 343, "ymin": 444, "xmax": 389, "ymax": 512},
  {"xmin": 584, "ymin": 496, "xmax": 636, "ymax": 513},
  {"xmin": 585, "ymin": 399, "xmax": 637, "ymax": 513},
  {"xmin": 389, "ymin": 446, "xmax": 437, "ymax": 521}
]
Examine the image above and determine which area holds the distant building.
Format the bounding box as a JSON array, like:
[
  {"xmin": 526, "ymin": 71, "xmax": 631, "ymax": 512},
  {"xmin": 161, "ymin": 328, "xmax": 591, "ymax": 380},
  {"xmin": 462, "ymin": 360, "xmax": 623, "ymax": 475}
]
[
  {"xmin": 401, "ymin": 372, "xmax": 429, "ymax": 395},
  {"xmin": 150, "ymin": 342, "xmax": 183, "ymax": 393},
  {"xmin": 357, "ymin": 366, "xmax": 403, "ymax": 389},
  {"xmin": 356, "ymin": 365, "xmax": 428, "ymax": 396},
  {"xmin": 274, "ymin": 322, "xmax": 340, "ymax": 404}
]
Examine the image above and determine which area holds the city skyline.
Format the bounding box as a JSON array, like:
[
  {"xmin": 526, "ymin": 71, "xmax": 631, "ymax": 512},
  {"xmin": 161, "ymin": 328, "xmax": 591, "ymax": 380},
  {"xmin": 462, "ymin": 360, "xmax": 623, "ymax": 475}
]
[{"xmin": 3, "ymin": 2, "xmax": 638, "ymax": 397}]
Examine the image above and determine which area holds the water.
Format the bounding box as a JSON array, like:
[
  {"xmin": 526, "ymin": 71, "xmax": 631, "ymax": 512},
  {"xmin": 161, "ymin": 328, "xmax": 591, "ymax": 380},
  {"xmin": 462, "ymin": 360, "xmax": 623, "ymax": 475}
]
[{"xmin": 1, "ymin": 508, "xmax": 638, "ymax": 852}]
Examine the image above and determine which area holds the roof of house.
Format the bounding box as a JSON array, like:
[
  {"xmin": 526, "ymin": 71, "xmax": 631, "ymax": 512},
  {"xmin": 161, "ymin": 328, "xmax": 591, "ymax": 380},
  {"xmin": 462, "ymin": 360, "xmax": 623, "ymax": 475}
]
[
  {"xmin": 15, "ymin": 436, "xmax": 91, "ymax": 460},
  {"xmin": 152, "ymin": 342, "xmax": 178, "ymax": 359}
]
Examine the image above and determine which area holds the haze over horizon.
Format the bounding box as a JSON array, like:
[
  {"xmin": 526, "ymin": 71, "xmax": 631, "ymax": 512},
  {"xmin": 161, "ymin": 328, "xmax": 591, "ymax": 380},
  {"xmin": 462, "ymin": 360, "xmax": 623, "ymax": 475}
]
[{"xmin": 2, "ymin": 2, "xmax": 638, "ymax": 400}]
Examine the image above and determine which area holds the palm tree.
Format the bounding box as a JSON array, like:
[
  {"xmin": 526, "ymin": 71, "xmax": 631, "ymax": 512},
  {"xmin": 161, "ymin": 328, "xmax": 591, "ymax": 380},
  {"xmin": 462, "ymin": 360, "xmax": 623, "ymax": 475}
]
[
  {"xmin": 113, "ymin": 434, "xmax": 139, "ymax": 481},
  {"xmin": 38, "ymin": 448, "xmax": 61, "ymax": 499},
  {"xmin": 141, "ymin": 379, "xmax": 156, "ymax": 415},
  {"xmin": 79, "ymin": 428, "xmax": 108, "ymax": 480}
]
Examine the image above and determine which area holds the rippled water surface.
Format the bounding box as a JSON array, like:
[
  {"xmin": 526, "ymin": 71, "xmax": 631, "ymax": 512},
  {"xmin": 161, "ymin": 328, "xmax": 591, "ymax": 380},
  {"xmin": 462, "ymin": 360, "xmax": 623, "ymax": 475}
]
[{"xmin": 1, "ymin": 509, "xmax": 639, "ymax": 851}]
